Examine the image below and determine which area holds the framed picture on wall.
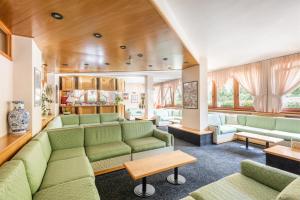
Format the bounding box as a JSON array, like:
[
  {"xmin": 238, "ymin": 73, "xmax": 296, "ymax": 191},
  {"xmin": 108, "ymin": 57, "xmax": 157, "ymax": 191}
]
[
  {"xmin": 34, "ymin": 68, "xmax": 42, "ymax": 107},
  {"xmin": 131, "ymin": 94, "xmax": 138, "ymax": 103},
  {"xmin": 123, "ymin": 93, "xmax": 129, "ymax": 100},
  {"xmin": 183, "ymin": 81, "xmax": 198, "ymax": 109}
]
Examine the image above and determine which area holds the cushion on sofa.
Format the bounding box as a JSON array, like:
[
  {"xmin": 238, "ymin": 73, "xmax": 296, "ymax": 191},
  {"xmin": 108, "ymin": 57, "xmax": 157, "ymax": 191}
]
[
  {"xmin": 79, "ymin": 114, "xmax": 100, "ymax": 125},
  {"xmin": 190, "ymin": 173, "xmax": 279, "ymax": 200},
  {"xmin": 84, "ymin": 124, "xmax": 122, "ymax": 146},
  {"xmin": 276, "ymin": 177, "xmax": 300, "ymax": 200},
  {"xmin": 100, "ymin": 113, "xmax": 119, "ymax": 122},
  {"xmin": 237, "ymin": 115, "xmax": 247, "ymax": 126},
  {"xmin": 125, "ymin": 137, "xmax": 166, "ymax": 153},
  {"xmin": 208, "ymin": 113, "xmax": 223, "ymax": 126},
  {"xmin": 226, "ymin": 114, "xmax": 238, "ymax": 125},
  {"xmin": 33, "ymin": 177, "xmax": 100, "ymax": 200},
  {"xmin": 275, "ymin": 118, "xmax": 300, "ymax": 134},
  {"xmin": 47, "ymin": 127, "xmax": 84, "ymax": 150},
  {"xmin": 267, "ymin": 130, "xmax": 300, "ymax": 141},
  {"xmin": 246, "ymin": 115, "xmax": 276, "ymax": 130},
  {"xmin": 153, "ymin": 129, "xmax": 173, "ymax": 146},
  {"xmin": 0, "ymin": 160, "xmax": 32, "ymax": 200},
  {"xmin": 219, "ymin": 125, "xmax": 237, "ymax": 134},
  {"xmin": 60, "ymin": 115, "xmax": 80, "ymax": 126},
  {"xmin": 49, "ymin": 147, "xmax": 86, "ymax": 162},
  {"xmin": 85, "ymin": 141, "xmax": 131, "ymax": 162},
  {"xmin": 121, "ymin": 121, "xmax": 154, "ymax": 140},
  {"xmin": 236, "ymin": 126, "xmax": 270, "ymax": 135},
  {"xmin": 241, "ymin": 160, "xmax": 298, "ymax": 191},
  {"xmin": 12, "ymin": 141, "xmax": 47, "ymax": 194},
  {"xmin": 32, "ymin": 131, "xmax": 52, "ymax": 161},
  {"xmin": 40, "ymin": 156, "xmax": 94, "ymax": 190}
]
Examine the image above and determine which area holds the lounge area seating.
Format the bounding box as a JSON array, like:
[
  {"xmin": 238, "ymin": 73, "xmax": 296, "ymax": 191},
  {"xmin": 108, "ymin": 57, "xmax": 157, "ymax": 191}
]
[
  {"xmin": 154, "ymin": 108, "xmax": 182, "ymax": 126},
  {"xmin": 124, "ymin": 108, "xmax": 145, "ymax": 120},
  {"xmin": 182, "ymin": 160, "xmax": 300, "ymax": 200},
  {"xmin": 208, "ymin": 113, "xmax": 300, "ymax": 144},
  {"xmin": 0, "ymin": 120, "xmax": 174, "ymax": 200},
  {"xmin": 45, "ymin": 113, "xmax": 125, "ymax": 130}
]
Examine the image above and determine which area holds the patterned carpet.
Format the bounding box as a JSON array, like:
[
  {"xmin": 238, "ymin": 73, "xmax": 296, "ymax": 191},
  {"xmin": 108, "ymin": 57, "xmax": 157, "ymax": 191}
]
[{"xmin": 95, "ymin": 138, "xmax": 265, "ymax": 200}]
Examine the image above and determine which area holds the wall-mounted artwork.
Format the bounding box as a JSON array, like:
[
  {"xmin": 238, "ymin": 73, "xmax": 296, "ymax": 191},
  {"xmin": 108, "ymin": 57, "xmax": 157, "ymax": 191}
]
[
  {"xmin": 123, "ymin": 93, "xmax": 129, "ymax": 100},
  {"xmin": 131, "ymin": 94, "xmax": 138, "ymax": 103},
  {"xmin": 183, "ymin": 81, "xmax": 198, "ymax": 109},
  {"xmin": 34, "ymin": 68, "xmax": 41, "ymax": 107}
]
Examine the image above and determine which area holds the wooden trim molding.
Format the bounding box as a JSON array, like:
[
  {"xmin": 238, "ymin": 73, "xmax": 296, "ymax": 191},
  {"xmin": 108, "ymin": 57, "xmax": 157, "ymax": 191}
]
[
  {"xmin": 0, "ymin": 20, "xmax": 12, "ymax": 60},
  {"xmin": 0, "ymin": 132, "xmax": 32, "ymax": 166}
]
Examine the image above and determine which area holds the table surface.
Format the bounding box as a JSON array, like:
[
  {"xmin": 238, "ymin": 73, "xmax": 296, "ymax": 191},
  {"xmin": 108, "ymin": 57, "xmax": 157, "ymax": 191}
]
[
  {"xmin": 265, "ymin": 145, "xmax": 300, "ymax": 162},
  {"xmin": 135, "ymin": 117, "xmax": 156, "ymax": 121},
  {"xmin": 168, "ymin": 124, "xmax": 213, "ymax": 135},
  {"xmin": 124, "ymin": 150, "xmax": 197, "ymax": 180},
  {"xmin": 235, "ymin": 132, "xmax": 284, "ymax": 143}
]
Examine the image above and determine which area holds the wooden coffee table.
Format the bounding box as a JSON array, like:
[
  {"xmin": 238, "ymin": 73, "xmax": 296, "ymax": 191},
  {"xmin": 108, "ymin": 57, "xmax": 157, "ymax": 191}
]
[
  {"xmin": 235, "ymin": 132, "xmax": 284, "ymax": 149},
  {"xmin": 124, "ymin": 150, "xmax": 197, "ymax": 197},
  {"xmin": 265, "ymin": 145, "xmax": 300, "ymax": 174}
]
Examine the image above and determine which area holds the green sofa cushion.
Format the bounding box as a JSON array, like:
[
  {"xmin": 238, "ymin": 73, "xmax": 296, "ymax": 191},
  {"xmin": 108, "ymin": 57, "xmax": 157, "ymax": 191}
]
[
  {"xmin": 12, "ymin": 141, "xmax": 47, "ymax": 194},
  {"xmin": 32, "ymin": 131, "xmax": 52, "ymax": 161},
  {"xmin": 190, "ymin": 173, "xmax": 279, "ymax": 200},
  {"xmin": 153, "ymin": 129, "xmax": 173, "ymax": 146},
  {"xmin": 267, "ymin": 130, "xmax": 300, "ymax": 141},
  {"xmin": 241, "ymin": 160, "xmax": 298, "ymax": 191},
  {"xmin": 47, "ymin": 127, "xmax": 84, "ymax": 150},
  {"xmin": 79, "ymin": 114, "xmax": 100, "ymax": 125},
  {"xmin": 40, "ymin": 156, "xmax": 93, "ymax": 190},
  {"xmin": 276, "ymin": 177, "xmax": 300, "ymax": 200},
  {"xmin": 60, "ymin": 115, "xmax": 80, "ymax": 126},
  {"xmin": 121, "ymin": 121, "xmax": 154, "ymax": 140},
  {"xmin": 246, "ymin": 115, "xmax": 276, "ymax": 130},
  {"xmin": 219, "ymin": 125, "xmax": 237, "ymax": 134},
  {"xmin": 85, "ymin": 141, "xmax": 131, "ymax": 162},
  {"xmin": 237, "ymin": 115, "xmax": 247, "ymax": 126},
  {"xmin": 100, "ymin": 113, "xmax": 119, "ymax": 122},
  {"xmin": 125, "ymin": 137, "xmax": 166, "ymax": 153},
  {"xmin": 236, "ymin": 126, "xmax": 270, "ymax": 135},
  {"xmin": 33, "ymin": 177, "xmax": 100, "ymax": 200},
  {"xmin": 49, "ymin": 147, "xmax": 86, "ymax": 162},
  {"xmin": 0, "ymin": 160, "xmax": 32, "ymax": 200},
  {"xmin": 275, "ymin": 118, "xmax": 300, "ymax": 134},
  {"xmin": 84, "ymin": 124, "xmax": 122, "ymax": 146},
  {"xmin": 226, "ymin": 114, "xmax": 238, "ymax": 125}
]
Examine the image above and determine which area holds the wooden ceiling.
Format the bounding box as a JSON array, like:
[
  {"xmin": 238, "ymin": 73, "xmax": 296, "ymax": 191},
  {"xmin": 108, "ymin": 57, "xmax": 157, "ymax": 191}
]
[{"xmin": 0, "ymin": 0, "xmax": 198, "ymax": 73}]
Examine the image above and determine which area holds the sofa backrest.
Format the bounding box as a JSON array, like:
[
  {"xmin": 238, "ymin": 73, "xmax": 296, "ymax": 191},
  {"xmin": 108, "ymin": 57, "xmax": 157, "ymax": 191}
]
[
  {"xmin": 275, "ymin": 118, "xmax": 300, "ymax": 133},
  {"xmin": 84, "ymin": 124, "xmax": 122, "ymax": 146},
  {"xmin": 246, "ymin": 115, "xmax": 276, "ymax": 130},
  {"xmin": 60, "ymin": 114, "xmax": 80, "ymax": 126},
  {"xmin": 32, "ymin": 131, "xmax": 52, "ymax": 161},
  {"xmin": 12, "ymin": 141, "xmax": 47, "ymax": 194},
  {"xmin": 0, "ymin": 160, "xmax": 32, "ymax": 200},
  {"xmin": 121, "ymin": 120, "xmax": 153, "ymax": 141},
  {"xmin": 100, "ymin": 113, "xmax": 119, "ymax": 122},
  {"xmin": 79, "ymin": 114, "xmax": 101, "ymax": 125},
  {"xmin": 237, "ymin": 115, "xmax": 247, "ymax": 125},
  {"xmin": 225, "ymin": 114, "xmax": 239, "ymax": 125},
  {"xmin": 208, "ymin": 113, "xmax": 223, "ymax": 126},
  {"xmin": 47, "ymin": 127, "xmax": 84, "ymax": 150}
]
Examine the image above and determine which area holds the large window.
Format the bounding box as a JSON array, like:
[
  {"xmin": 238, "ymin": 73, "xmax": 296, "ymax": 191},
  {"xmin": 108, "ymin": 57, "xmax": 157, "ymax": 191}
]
[
  {"xmin": 239, "ymin": 85, "xmax": 254, "ymax": 107},
  {"xmin": 217, "ymin": 79, "xmax": 234, "ymax": 108},
  {"xmin": 283, "ymin": 85, "xmax": 300, "ymax": 110},
  {"xmin": 208, "ymin": 81, "xmax": 213, "ymax": 106}
]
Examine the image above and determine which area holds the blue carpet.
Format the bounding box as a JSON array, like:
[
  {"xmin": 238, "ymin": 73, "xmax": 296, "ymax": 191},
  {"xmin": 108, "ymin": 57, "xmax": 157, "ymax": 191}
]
[{"xmin": 95, "ymin": 138, "xmax": 265, "ymax": 200}]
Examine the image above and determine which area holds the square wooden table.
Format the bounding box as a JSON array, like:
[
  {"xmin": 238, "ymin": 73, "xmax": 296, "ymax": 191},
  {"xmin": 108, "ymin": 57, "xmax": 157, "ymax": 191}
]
[{"xmin": 124, "ymin": 150, "xmax": 197, "ymax": 197}]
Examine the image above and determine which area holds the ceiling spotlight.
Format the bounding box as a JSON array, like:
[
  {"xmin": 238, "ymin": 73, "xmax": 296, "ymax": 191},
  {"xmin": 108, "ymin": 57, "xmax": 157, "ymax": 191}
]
[
  {"xmin": 137, "ymin": 53, "xmax": 143, "ymax": 57},
  {"xmin": 51, "ymin": 12, "xmax": 64, "ymax": 20},
  {"xmin": 105, "ymin": 62, "xmax": 110, "ymax": 65},
  {"xmin": 120, "ymin": 45, "xmax": 126, "ymax": 49},
  {"xmin": 126, "ymin": 56, "xmax": 132, "ymax": 65},
  {"xmin": 126, "ymin": 62, "xmax": 131, "ymax": 65},
  {"xmin": 62, "ymin": 63, "xmax": 68, "ymax": 66},
  {"xmin": 163, "ymin": 57, "xmax": 168, "ymax": 61},
  {"xmin": 148, "ymin": 64, "xmax": 152, "ymax": 67},
  {"xmin": 93, "ymin": 33, "xmax": 102, "ymax": 38},
  {"xmin": 84, "ymin": 63, "xmax": 89, "ymax": 66},
  {"xmin": 184, "ymin": 61, "xmax": 189, "ymax": 64}
]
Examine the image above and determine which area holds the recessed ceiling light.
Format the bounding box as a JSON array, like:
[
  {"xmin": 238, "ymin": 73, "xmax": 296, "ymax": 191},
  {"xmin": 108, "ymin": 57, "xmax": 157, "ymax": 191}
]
[
  {"xmin": 148, "ymin": 65, "xmax": 152, "ymax": 67},
  {"xmin": 184, "ymin": 61, "xmax": 189, "ymax": 64},
  {"xmin": 163, "ymin": 57, "xmax": 168, "ymax": 61},
  {"xmin": 120, "ymin": 45, "xmax": 126, "ymax": 49},
  {"xmin": 137, "ymin": 53, "xmax": 143, "ymax": 57},
  {"xmin": 62, "ymin": 63, "xmax": 68, "ymax": 66},
  {"xmin": 84, "ymin": 63, "xmax": 89, "ymax": 66},
  {"xmin": 126, "ymin": 62, "xmax": 131, "ymax": 65},
  {"xmin": 105, "ymin": 62, "xmax": 110, "ymax": 65},
  {"xmin": 93, "ymin": 33, "xmax": 102, "ymax": 38},
  {"xmin": 51, "ymin": 12, "xmax": 64, "ymax": 20}
]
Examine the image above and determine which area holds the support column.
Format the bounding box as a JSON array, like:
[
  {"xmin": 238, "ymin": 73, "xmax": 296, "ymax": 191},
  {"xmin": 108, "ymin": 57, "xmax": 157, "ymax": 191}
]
[{"xmin": 144, "ymin": 75, "xmax": 154, "ymax": 118}]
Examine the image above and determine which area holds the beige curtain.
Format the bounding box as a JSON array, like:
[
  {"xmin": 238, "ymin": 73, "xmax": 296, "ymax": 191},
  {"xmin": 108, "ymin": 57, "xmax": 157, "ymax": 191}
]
[
  {"xmin": 231, "ymin": 62, "xmax": 268, "ymax": 112},
  {"xmin": 208, "ymin": 69, "xmax": 232, "ymax": 89},
  {"xmin": 270, "ymin": 55, "xmax": 300, "ymax": 112}
]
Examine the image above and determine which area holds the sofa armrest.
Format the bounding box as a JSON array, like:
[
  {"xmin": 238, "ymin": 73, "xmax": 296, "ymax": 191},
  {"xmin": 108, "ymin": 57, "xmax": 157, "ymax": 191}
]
[
  {"xmin": 241, "ymin": 160, "xmax": 298, "ymax": 191},
  {"xmin": 118, "ymin": 117, "xmax": 126, "ymax": 122},
  {"xmin": 153, "ymin": 129, "xmax": 174, "ymax": 146}
]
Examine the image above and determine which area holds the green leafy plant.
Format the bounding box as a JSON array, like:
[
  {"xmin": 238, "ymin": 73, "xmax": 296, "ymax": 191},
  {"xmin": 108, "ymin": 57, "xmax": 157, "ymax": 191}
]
[{"xmin": 41, "ymin": 85, "xmax": 53, "ymax": 115}]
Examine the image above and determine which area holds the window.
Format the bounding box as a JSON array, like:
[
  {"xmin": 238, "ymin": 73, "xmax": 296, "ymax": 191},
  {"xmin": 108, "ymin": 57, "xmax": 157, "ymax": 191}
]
[
  {"xmin": 208, "ymin": 81, "xmax": 213, "ymax": 106},
  {"xmin": 174, "ymin": 84, "xmax": 182, "ymax": 106},
  {"xmin": 239, "ymin": 85, "xmax": 254, "ymax": 107},
  {"xmin": 283, "ymin": 85, "xmax": 300, "ymax": 109},
  {"xmin": 217, "ymin": 79, "xmax": 234, "ymax": 108},
  {"xmin": 0, "ymin": 21, "xmax": 11, "ymax": 59}
]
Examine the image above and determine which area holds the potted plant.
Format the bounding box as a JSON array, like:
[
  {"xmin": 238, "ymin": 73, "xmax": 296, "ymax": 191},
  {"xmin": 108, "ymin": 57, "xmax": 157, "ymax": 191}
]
[{"xmin": 41, "ymin": 85, "xmax": 53, "ymax": 116}]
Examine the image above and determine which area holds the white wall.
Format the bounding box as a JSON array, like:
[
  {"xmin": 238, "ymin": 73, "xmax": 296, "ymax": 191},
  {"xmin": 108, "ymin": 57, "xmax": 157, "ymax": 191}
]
[
  {"xmin": 124, "ymin": 83, "xmax": 145, "ymax": 109},
  {"xmin": 0, "ymin": 55, "xmax": 13, "ymax": 137}
]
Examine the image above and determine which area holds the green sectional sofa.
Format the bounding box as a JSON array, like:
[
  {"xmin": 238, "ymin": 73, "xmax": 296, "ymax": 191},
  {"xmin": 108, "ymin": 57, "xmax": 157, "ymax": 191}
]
[
  {"xmin": 0, "ymin": 120, "xmax": 174, "ymax": 200},
  {"xmin": 208, "ymin": 113, "xmax": 300, "ymax": 144},
  {"xmin": 182, "ymin": 160, "xmax": 300, "ymax": 200},
  {"xmin": 45, "ymin": 113, "xmax": 125, "ymax": 130}
]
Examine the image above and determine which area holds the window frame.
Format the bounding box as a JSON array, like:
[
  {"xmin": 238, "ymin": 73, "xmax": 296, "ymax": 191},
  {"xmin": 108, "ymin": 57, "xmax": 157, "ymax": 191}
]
[
  {"xmin": 281, "ymin": 85, "xmax": 300, "ymax": 113},
  {"xmin": 0, "ymin": 20, "xmax": 12, "ymax": 60}
]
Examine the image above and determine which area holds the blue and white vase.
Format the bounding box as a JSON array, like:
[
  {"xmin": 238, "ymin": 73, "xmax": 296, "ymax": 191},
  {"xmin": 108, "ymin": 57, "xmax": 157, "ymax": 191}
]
[{"xmin": 8, "ymin": 101, "xmax": 30, "ymax": 135}]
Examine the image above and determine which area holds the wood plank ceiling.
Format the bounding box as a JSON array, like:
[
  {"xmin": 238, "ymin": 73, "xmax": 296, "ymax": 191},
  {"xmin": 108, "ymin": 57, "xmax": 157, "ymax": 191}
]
[{"xmin": 0, "ymin": 0, "xmax": 198, "ymax": 73}]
